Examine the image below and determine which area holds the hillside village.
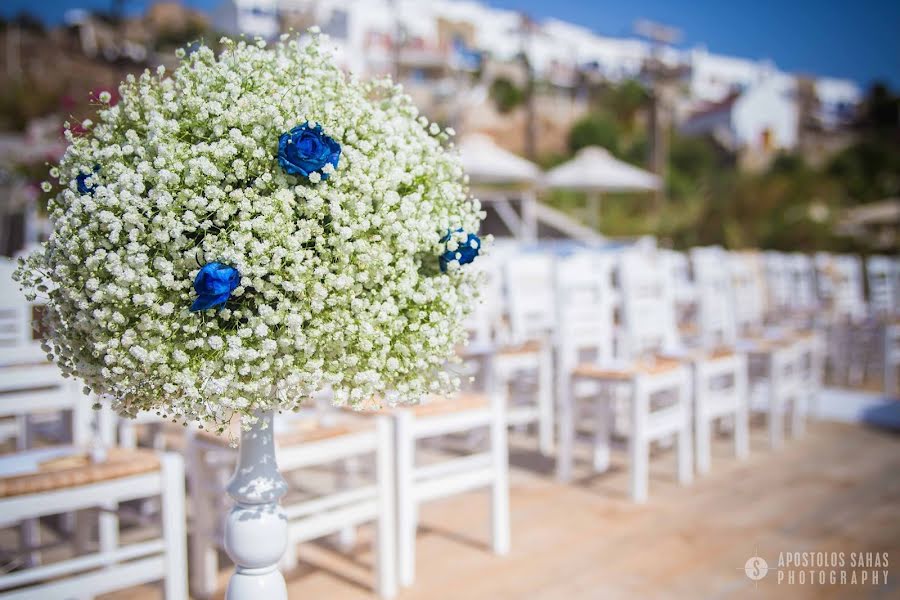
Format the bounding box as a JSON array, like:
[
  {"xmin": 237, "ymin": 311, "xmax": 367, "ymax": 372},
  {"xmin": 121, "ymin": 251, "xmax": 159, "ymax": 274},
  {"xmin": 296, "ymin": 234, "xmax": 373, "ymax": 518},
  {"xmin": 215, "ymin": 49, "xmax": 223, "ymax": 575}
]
[{"xmin": 1, "ymin": 0, "xmax": 896, "ymax": 254}]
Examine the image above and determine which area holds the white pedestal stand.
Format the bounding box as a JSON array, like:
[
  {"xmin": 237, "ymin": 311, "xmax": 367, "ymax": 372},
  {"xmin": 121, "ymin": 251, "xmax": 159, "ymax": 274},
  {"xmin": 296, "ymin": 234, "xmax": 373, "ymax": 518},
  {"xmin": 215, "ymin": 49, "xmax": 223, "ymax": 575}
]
[{"xmin": 224, "ymin": 410, "xmax": 289, "ymax": 600}]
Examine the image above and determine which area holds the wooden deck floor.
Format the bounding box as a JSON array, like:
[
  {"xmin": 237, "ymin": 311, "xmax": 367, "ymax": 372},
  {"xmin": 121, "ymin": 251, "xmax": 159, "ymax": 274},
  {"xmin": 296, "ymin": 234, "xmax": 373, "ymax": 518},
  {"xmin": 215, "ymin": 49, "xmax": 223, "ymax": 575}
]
[{"xmin": 108, "ymin": 420, "xmax": 900, "ymax": 600}]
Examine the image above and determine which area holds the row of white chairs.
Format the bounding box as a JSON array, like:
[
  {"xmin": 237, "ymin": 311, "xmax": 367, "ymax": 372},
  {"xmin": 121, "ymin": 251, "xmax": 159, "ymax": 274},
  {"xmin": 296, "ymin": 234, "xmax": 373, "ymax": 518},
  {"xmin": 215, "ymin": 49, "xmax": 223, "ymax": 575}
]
[
  {"xmin": 0, "ymin": 244, "xmax": 888, "ymax": 598},
  {"xmin": 464, "ymin": 242, "xmax": 824, "ymax": 505},
  {"xmin": 0, "ymin": 258, "xmax": 510, "ymax": 599},
  {"xmin": 0, "ymin": 374, "xmax": 509, "ymax": 599}
]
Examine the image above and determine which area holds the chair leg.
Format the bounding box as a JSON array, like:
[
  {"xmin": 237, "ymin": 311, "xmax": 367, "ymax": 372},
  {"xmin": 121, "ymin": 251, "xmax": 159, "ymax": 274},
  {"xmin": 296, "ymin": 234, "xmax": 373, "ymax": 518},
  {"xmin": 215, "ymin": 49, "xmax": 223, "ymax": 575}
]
[
  {"xmin": 537, "ymin": 347, "xmax": 554, "ymax": 455},
  {"xmin": 556, "ymin": 376, "xmax": 576, "ymax": 483},
  {"xmin": 161, "ymin": 453, "xmax": 189, "ymax": 600},
  {"xmin": 693, "ymin": 366, "xmax": 711, "ymax": 476},
  {"xmin": 592, "ymin": 394, "xmax": 612, "ymax": 473},
  {"xmin": 187, "ymin": 446, "xmax": 219, "ymax": 599},
  {"xmin": 20, "ymin": 518, "xmax": 40, "ymax": 568},
  {"xmin": 768, "ymin": 354, "xmax": 785, "ymax": 450},
  {"xmin": 884, "ymin": 326, "xmax": 898, "ymax": 397},
  {"xmin": 335, "ymin": 456, "xmax": 359, "ymax": 551},
  {"xmin": 98, "ymin": 502, "xmax": 119, "ymax": 563},
  {"xmin": 490, "ymin": 391, "xmax": 511, "ymax": 556},
  {"xmin": 735, "ymin": 359, "xmax": 750, "ymax": 460},
  {"xmin": 394, "ymin": 411, "xmax": 416, "ymax": 588},
  {"xmin": 375, "ymin": 416, "xmax": 398, "ymax": 599},
  {"xmin": 676, "ymin": 379, "xmax": 693, "ymax": 486},
  {"xmin": 629, "ymin": 380, "xmax": 649, "ymax": 503}
]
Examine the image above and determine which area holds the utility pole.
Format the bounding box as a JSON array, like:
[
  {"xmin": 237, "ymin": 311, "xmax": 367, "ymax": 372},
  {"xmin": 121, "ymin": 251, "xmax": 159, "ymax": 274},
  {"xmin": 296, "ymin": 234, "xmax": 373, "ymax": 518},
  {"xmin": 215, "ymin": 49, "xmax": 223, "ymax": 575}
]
[
  {"xmin": 390, "ymin": 0, "xmax": 405, "ymax": 82},
  {"xmin": 519, "ymin": 12, "xmax": 537, "ymax": 160},
  {"xmin": 635, "ymin": 19, "xmax": 684, "ymax": 211}
]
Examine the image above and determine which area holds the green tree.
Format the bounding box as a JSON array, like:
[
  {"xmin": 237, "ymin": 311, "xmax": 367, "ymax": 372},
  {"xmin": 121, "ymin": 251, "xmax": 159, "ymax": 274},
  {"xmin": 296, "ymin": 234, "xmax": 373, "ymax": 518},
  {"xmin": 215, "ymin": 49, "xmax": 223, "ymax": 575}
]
[
  {"xmin": 489, "ymin": 77, "xmax": 525, "ymax": 114},
  {"xmin": 568, "ymin": 111, "xmax": 619, "ymax": 155}
]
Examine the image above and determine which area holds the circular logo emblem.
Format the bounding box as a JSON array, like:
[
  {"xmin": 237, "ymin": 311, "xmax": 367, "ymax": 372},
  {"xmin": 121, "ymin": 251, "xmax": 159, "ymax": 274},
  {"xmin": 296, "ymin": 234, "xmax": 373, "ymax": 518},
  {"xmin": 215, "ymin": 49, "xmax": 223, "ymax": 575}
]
[{"xmin": 744, "ymin": 556, "xmax": 769, "ymax": 581}]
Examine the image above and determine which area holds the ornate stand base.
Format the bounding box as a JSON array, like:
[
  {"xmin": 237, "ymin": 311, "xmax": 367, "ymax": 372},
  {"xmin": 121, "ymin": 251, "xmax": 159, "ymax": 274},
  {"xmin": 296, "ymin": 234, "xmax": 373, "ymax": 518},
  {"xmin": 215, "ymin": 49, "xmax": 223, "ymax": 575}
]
[{"xmin": 224, "ymin": 410, "xmax": 289, "ymax": 600}]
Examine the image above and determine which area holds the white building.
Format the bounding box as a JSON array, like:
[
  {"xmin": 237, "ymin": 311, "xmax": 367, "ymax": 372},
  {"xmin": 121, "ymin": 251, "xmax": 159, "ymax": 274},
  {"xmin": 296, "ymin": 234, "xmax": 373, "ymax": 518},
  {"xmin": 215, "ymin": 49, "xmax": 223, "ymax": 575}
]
[
  {"xmin": 211, "ymin": 0, "xmax": 862, "ymax": 131},
  {"xmin": 212, "ymin": 0, "xmax": 280, "ymax": 39},
  {"xmin": 681, "ymin": 75, "xmax": 798, "ymax": 152},
  {"xmin": 815, "ymin": 76, "xmax": 863, "ymax": 130},
  {"xmin": 685, "ymin": 47, "xmax": 777, "ymax": 104}
]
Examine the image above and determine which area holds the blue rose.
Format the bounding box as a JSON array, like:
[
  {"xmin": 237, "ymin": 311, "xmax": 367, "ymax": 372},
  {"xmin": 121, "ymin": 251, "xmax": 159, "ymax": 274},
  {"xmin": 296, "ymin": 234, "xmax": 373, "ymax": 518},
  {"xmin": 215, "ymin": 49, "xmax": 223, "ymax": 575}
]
[
  {"xmin": 439, "ymin": 228, "xmax": 481, "ymax": 272},
  {"xmin": 76, "ymin": 165, "xmax": 101, "ymax": 195},
  {"xmin": 277, "ymin": 123, "xmax": 341, "ymax": 180},
  {"xmin": 191, "ymin": 262, "xmax": 241, "ymax": 312}
]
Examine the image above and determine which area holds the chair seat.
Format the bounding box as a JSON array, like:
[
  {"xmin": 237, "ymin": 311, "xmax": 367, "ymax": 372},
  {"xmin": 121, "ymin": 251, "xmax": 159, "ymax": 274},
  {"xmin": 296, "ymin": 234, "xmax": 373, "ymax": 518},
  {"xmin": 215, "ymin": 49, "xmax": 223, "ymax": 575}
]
[
  {"xmin": 662, "ymin": 347, "xmax": 736, "ymax": 362},
  {"xmin": 405, "ymin": 392, "xmax": 489, "ymax": 417},
  {"xmin": 739, "ymin": 330, "xmax": 812, "ymax": 353},
  {"xmin": 345, "ymin": 392, "xmax": 489, "ymax": 418},
  {"xmin": 0, "ymin": 447, "xmax": 159, "ymax": 498},
  {"xmin": 497, "ymin": 339, "xmax": 542, "ymax": 356},
  {"xmin": 573, "ymin": 357, "xmax": 682, "ymax": 380},
  {"xmin": 195, "ymin": 418, "xmax": 366, "ymax": 448}
]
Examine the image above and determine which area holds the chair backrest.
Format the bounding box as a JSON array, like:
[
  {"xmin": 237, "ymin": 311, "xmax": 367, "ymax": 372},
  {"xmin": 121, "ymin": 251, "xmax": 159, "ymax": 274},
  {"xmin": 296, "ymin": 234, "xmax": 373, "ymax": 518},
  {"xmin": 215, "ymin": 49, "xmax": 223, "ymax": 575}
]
[
  {"xmin": 763, "ymin": 251, "xmax": 792, "ymax": 317},
  {"xmin": 554, "ymin": 251, "xmax": 616, "ymax": 372},
  {"xmin": 867, "ymin": 255, "xmax": 897, "ymax": 317},
  {"xmin": 0, "ymin": 363, "xmax": 89, "ymax": 447},
  {"xmin": 660, "ymin": 249, "xmax": 696, "ymax": 307},
  {"xmin": 813, "ymin": 252, "xmax": 834, "ymax": 305},
  {"xmin": 726, "ymin": 251, "xmax": 767, "ymax": 335},
  {"xmin": 690, "ymin": 246, "xmax": 738, "ymax": 347},
  {"xmin": 830, "ymin": 254, "xmax": 867, "ymax": 321},
  {"xmin": 0, "ymin": 258, "xmax": 33, "ymax": 351},
  {"xmin": 504, "ymin": 251, "xmax": 557, "ymax": 344},
  {"xmin": 618, "ymin": 248, "xmax": 679, "ymax": 358},
  {"xmin": 463, "ymin": 253, "xmax": 504, "ymax": 348},
  {"xmin": 786, "ymin": 253, "xmax": 817, "ymax": 314}
]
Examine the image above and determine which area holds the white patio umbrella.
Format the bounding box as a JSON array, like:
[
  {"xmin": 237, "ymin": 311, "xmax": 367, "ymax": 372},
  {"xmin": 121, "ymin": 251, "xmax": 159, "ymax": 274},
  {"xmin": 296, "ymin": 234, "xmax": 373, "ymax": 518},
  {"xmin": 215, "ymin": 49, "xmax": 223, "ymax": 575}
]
[
  {"xmin": 457, "ymin": 133, "xmax": 541, "ymax": 186},
  {"xmin": 543, "ymin": 146, "xmax": 660, "ymax": 229},
  {"xmin": 457, "ymin": 134, "xmax": 542, "ymax": 240}
]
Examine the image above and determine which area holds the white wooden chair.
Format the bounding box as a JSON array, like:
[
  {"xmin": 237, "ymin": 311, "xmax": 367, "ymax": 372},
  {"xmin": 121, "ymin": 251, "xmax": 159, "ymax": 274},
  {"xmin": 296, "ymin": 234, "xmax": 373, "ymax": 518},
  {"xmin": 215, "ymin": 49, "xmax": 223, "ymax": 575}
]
[
  {"xmin": 186, "ymin": 413, "xmax": 398, "ymax": 599},
  {"xmin": 494, "ymin": 251, "xmax": 555, "ymax": 455},
  {"xmin": 660, "ymin": 249, "xmax": 698, "ymax": 337},
  {"xmin": 823, "ymin": 254, "xmax": 872, "ymax": 386},
  {"xmin": 763, "ymin": 251, "xmax": 793, "ymax": 324},
  {"xmin": 866, "ymin": 255, "xmax": 897, "ymax": 319},
  {"xmin": 867, "ymin": 255, "xmax": 900, "ymax": 396},
  {"xmin": 0, "ymin": 447, "xmax": 187, "ymax": 600},
  {"xmin": 555, "ymin": 250, "xmax": 693, "ymax": 503},
  {"xmin": 0, "ymin": 259, "xmax": 48, "ymax": 367},
  {"xmin": 726, "ymin": 251, "xmax": 806, "ymax": 448},
  {"xmin": 675, "ymin": 247, "xmax": 749, "ymax": 473},
  {"xmin": 0, "ymin": 363, "xmax": 89, "ymax": 452},
  {"xmin": 392, "ymin": 390, "xmax": 509, "ymax": 587},
  {"xmin": 785, "ymin": 253, "xmax": 820, "ymax": 328},
  {"xmin": 0, "ymin": 365, "xmax": 82, "ymax": 568}
]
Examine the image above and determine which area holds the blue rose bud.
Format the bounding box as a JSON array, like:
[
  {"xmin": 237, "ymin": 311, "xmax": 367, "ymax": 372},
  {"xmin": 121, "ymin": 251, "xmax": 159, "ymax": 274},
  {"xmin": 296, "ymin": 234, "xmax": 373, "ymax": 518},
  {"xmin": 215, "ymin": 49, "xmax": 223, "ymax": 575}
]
[
  {"xmin": 76, "ymin": 165, "xmax": 101, "ymax": 195},
  {"xmin": 277, "ymin": 122, "xmax": 341, "ymax": 180},
  {"xmin": 439, "ymin": 228, "xmax": 481, "ymax": 273},
  {"xmin": 191, "ymin": 262, "xmax": 241, "ymax": 312}
]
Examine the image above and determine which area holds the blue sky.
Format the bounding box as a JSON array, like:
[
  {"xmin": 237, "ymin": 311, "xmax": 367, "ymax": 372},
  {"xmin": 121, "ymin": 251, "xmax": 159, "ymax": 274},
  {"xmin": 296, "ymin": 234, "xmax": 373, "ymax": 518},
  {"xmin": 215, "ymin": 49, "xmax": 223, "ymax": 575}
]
[{"xmin": 3, "ymin": 0, "xmax": 898, "ymax": 88}]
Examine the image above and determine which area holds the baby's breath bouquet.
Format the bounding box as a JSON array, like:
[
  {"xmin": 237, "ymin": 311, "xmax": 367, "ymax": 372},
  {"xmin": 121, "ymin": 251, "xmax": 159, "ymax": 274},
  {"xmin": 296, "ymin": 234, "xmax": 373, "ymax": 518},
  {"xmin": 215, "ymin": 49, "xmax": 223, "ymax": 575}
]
[{"xmin": 15, "ymin": 32, "xmax": 485, "ymax": 427}]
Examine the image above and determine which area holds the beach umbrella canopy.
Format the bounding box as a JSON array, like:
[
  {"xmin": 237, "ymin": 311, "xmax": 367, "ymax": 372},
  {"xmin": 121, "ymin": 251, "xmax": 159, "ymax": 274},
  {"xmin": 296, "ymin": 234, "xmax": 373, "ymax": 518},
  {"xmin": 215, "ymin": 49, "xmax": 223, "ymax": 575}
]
[
  {"xmin": 457, "ymin": 134, "xmax": 541, "ymax": 185},
  {"xmin": 543, "ymin": 146, "xmax": 660, "ymax": 192}
]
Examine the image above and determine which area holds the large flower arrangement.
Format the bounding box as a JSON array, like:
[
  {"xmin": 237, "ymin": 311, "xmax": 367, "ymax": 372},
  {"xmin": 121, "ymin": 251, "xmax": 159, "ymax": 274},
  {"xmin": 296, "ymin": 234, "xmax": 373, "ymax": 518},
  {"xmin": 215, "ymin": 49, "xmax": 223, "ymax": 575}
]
[{"xmin": 15, "ymin": 32, "xmax": 485, "ymax": 429}]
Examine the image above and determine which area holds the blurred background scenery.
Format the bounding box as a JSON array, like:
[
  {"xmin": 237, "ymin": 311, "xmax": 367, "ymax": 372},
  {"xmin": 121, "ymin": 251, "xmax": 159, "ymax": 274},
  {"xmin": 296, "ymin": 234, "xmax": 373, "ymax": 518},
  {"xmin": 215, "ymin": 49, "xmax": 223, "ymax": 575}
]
[
  {"xmin": 0, "ymin": 4, "xmax": 898, "ymax": 600},
  {"xmin": 0, "ymin": 0, "xmax": 898, "ymax": 257}
]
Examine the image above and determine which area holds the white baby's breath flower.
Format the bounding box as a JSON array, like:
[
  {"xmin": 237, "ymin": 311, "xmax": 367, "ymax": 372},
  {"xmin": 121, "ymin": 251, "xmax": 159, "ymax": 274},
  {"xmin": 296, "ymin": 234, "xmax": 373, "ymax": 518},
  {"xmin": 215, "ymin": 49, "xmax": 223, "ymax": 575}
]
[{"xmin": 14, "ymin": 32, "xmax": 484, "ymax": 425}]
